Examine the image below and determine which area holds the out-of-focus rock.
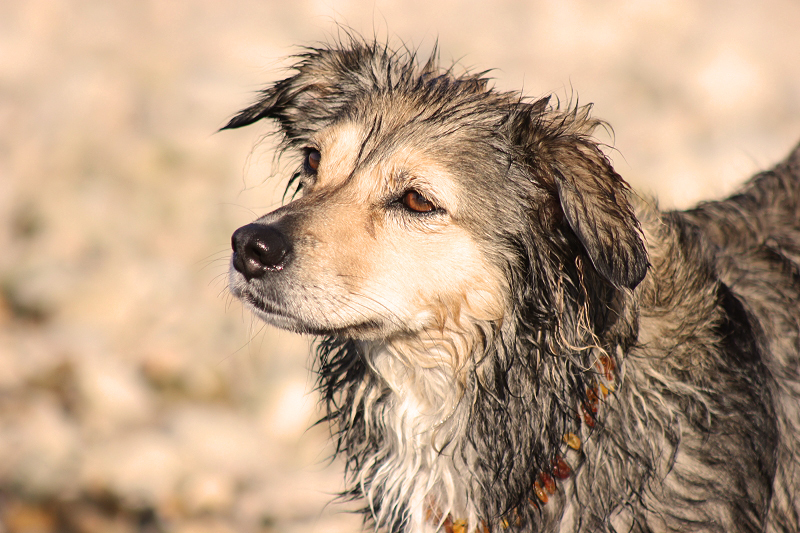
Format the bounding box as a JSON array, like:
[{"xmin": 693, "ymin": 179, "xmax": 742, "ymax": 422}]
[
  {"xmin": 178, "ymin": 472, "xmax": 235, "ymax": 516},
  {"xmin": 258, "ymin": 378, "xmax": 316, "ymax": 443},
  {"xmin": 79, "ymin": 431, "xmax": 181, "ymax": 510},
  {"xmin": 75, "ymin": 355, "xmax": 156, "ymax": 437},
  {"xmin": 171, "ymin": 518, "xmax": 237, "ymax": 533},
  {"xmin": 0, "ymin": 395, "xmax": 81, "ymax": 497},
  {"xmin": 169, "ymin": 406, "xmax": 269, "ymax": 479},
  {"xmin": 2, "ymin": 500, "xmax": 57, "ymax": 533},
  {"xmin": 63, "ymin": 501, "xmax": 139, "ymax": 533}
]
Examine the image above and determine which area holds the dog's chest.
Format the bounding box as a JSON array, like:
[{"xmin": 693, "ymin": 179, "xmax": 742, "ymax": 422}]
[{"xmin": 366, "ymin": 347, "xmax": 480, "ymax": 531}]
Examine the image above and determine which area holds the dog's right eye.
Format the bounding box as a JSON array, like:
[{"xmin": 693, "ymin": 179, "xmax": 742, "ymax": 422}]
[
  {"xmin": 400, "ymin": 190, "xmax": 436, "ymax": 213},
  {"xmin": 304, "ymin": 149, "xmax": 321, "ymax": 173}
]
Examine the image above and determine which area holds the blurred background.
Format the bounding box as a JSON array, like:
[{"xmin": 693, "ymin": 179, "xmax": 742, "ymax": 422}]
[{"xmin": 1, "ymin": 1, "xmax": 799, "ymax": 532}]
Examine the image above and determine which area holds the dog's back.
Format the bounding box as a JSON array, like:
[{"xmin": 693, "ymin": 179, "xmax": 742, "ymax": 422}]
[
  {"xmin": 683, "ymin": 145, "xmax": 800, "ymax": 532},
  {"xmin": 686, "ymin": 142, "xmax": 800, "ymax": 252}
]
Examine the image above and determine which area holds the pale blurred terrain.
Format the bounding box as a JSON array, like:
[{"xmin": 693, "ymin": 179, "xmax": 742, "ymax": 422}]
[{"xmin": 1, "ymin": 1, "xmax": 799, "ymax": 532}]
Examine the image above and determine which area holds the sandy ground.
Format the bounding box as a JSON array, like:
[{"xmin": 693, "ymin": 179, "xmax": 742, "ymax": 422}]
[{"xmin": 1, "ymin": 1, "xmax": 799, "ymax": 532}]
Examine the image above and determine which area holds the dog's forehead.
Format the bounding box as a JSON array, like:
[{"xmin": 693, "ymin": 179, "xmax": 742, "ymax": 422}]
[
  {"xmin": 315, "ymin": 122, "xmax": 365, "ymax": 181},
  {"xmin": 314, "ymin": 119, "xmax": 464, "ymax": 205}
]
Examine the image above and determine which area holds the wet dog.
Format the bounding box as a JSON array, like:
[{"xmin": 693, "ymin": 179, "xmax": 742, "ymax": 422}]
[{"xmin": 222, "ymin": 39, "xmax": 800, "ymax": 533}]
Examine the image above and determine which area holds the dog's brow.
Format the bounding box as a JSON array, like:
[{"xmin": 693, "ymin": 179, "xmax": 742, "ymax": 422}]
[
  {"xmin": 354, "ymin": 117, "xmax": 414, "ymax": 174},
  {"xmin": 354, "ymin": 117, "xmax": 381, "ymax": 170}
]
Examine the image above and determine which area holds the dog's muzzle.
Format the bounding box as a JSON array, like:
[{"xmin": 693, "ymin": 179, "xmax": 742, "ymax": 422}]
[{"xmin": 231, "ymin": 223, "xmax": 292, "ymax": 280}]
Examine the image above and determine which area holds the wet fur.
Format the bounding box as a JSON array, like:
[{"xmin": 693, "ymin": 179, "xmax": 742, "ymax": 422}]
[{"xmin": 223, "ymin": 38, "xmax": 800, "ymax": 532}]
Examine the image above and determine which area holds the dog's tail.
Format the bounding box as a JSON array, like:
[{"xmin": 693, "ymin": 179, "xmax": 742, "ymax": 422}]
[{"xmin": 683, "ymin": 141, "xmax": 800, "ymax": 251}]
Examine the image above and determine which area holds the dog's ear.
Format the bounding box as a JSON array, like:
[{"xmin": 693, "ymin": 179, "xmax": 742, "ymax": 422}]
[
  {"xmin": 220, "ymin": 44, "xmax": 437, "ymax": 144},
  {"xmin": 551, "ymin": 140, "xmax": 648, "ymax": 289},
  {"xmin": 220, "ymin": 46, "xmax": 355, "ymax": 140},
  {"xmin": 511, "ymin": 102, "xmax": 649, "ymax": 289}
]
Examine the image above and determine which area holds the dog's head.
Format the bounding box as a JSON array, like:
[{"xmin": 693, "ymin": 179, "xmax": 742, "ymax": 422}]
[{"xmin": 224, "ymin": 41, "xmax": 648, "ymax": 344}]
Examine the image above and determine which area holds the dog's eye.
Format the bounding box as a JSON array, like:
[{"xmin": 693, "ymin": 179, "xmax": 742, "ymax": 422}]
[
  {"xmin": 400, "ymin": 190, "xmax": 435, "ymax": 213},
  {"xmin": 304, "ymin": 149, "xmax": 321, "ymax": 173}
]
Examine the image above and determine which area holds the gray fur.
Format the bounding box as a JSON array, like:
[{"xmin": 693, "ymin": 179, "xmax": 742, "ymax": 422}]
[{"xmin": 224, "ymin": 38, "xmax": 800, "ymax": 532}]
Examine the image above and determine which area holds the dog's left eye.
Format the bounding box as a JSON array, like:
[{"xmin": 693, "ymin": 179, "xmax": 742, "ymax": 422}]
[
  {"xmin": 304, "ymin": 149, "xmax": 321, "ymax": 173},
  {"xmin": 400, "ymin": 190, "xmax": 436, "ymax": 213}
]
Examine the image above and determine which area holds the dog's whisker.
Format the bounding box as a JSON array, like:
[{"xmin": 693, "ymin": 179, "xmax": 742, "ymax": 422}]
[{"xmin": 196, "ymin": 249, "xmax": 233, "ymax": 270}]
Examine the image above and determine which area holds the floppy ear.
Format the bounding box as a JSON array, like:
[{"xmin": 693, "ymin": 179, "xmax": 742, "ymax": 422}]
[
  {"xmin": 550, "ymin": 139, "xmax": 648, "ymax": 289},
  {"xmin": 220, "ymin": 43, "xmax": 438, "ymax": 144},
  {"xmin": 511, "ymin": 103, "xmax": 649, "ymax": 289},
  {"xmin": 220, "ymin": 46, "xmax": 355, "ymax": 141}
]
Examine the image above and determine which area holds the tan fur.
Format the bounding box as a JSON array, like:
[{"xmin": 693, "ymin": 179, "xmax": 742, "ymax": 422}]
[{"xmin": 225, "ymin": 41, "xmax": 800, "ymax": 533}]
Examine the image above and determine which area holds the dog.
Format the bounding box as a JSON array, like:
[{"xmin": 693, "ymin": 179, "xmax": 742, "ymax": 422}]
[{"xmin": 222, "ymin": 39, "xmax": 800, "ymax": 533}]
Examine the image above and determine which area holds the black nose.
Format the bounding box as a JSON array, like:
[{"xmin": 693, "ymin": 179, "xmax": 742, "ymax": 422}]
[{"xmin": 231, "ymin": 223, "xmax": 292, "ymax": 280}]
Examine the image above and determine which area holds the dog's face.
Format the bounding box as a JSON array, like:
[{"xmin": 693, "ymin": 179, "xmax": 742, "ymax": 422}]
[
  {"xmin": 229, "ymin": 117, "xmax": 507, "ymax": 339},
  {"xmin": 225, "ymin": 43, "xmax": 648, "ymax": 344}
]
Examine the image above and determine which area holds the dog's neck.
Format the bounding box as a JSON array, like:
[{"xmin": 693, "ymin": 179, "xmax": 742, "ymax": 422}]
[{"xmin": 348, "ymin": 327, "xmax": 622, "ymax": 533}]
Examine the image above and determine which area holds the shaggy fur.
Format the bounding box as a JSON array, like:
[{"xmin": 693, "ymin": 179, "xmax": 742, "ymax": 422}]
[{"xmin": 222, "ymin": 38, "xmax": 800, "ymax": 533}]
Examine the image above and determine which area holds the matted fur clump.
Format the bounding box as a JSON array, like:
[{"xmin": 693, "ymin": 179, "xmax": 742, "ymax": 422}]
[{"xmin": 222, "ymin": 38, "xmax": 800, "ymax": 533}]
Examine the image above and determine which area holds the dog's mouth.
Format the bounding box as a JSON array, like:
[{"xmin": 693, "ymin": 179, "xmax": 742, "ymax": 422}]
[
  {"xmin": 233, "ymin": 282, "xmax": 385, "ymax": 337},
  {"xmin": 227, "ymin": 278, "xmax": 299, "ymax": 327},
  {"xmin": 233, "ymin": 284, "xmax": 296, "ymax": 325},
  {"xmin": 240, "ymin": 289, "xmax": 284, "ymax": 318}
]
